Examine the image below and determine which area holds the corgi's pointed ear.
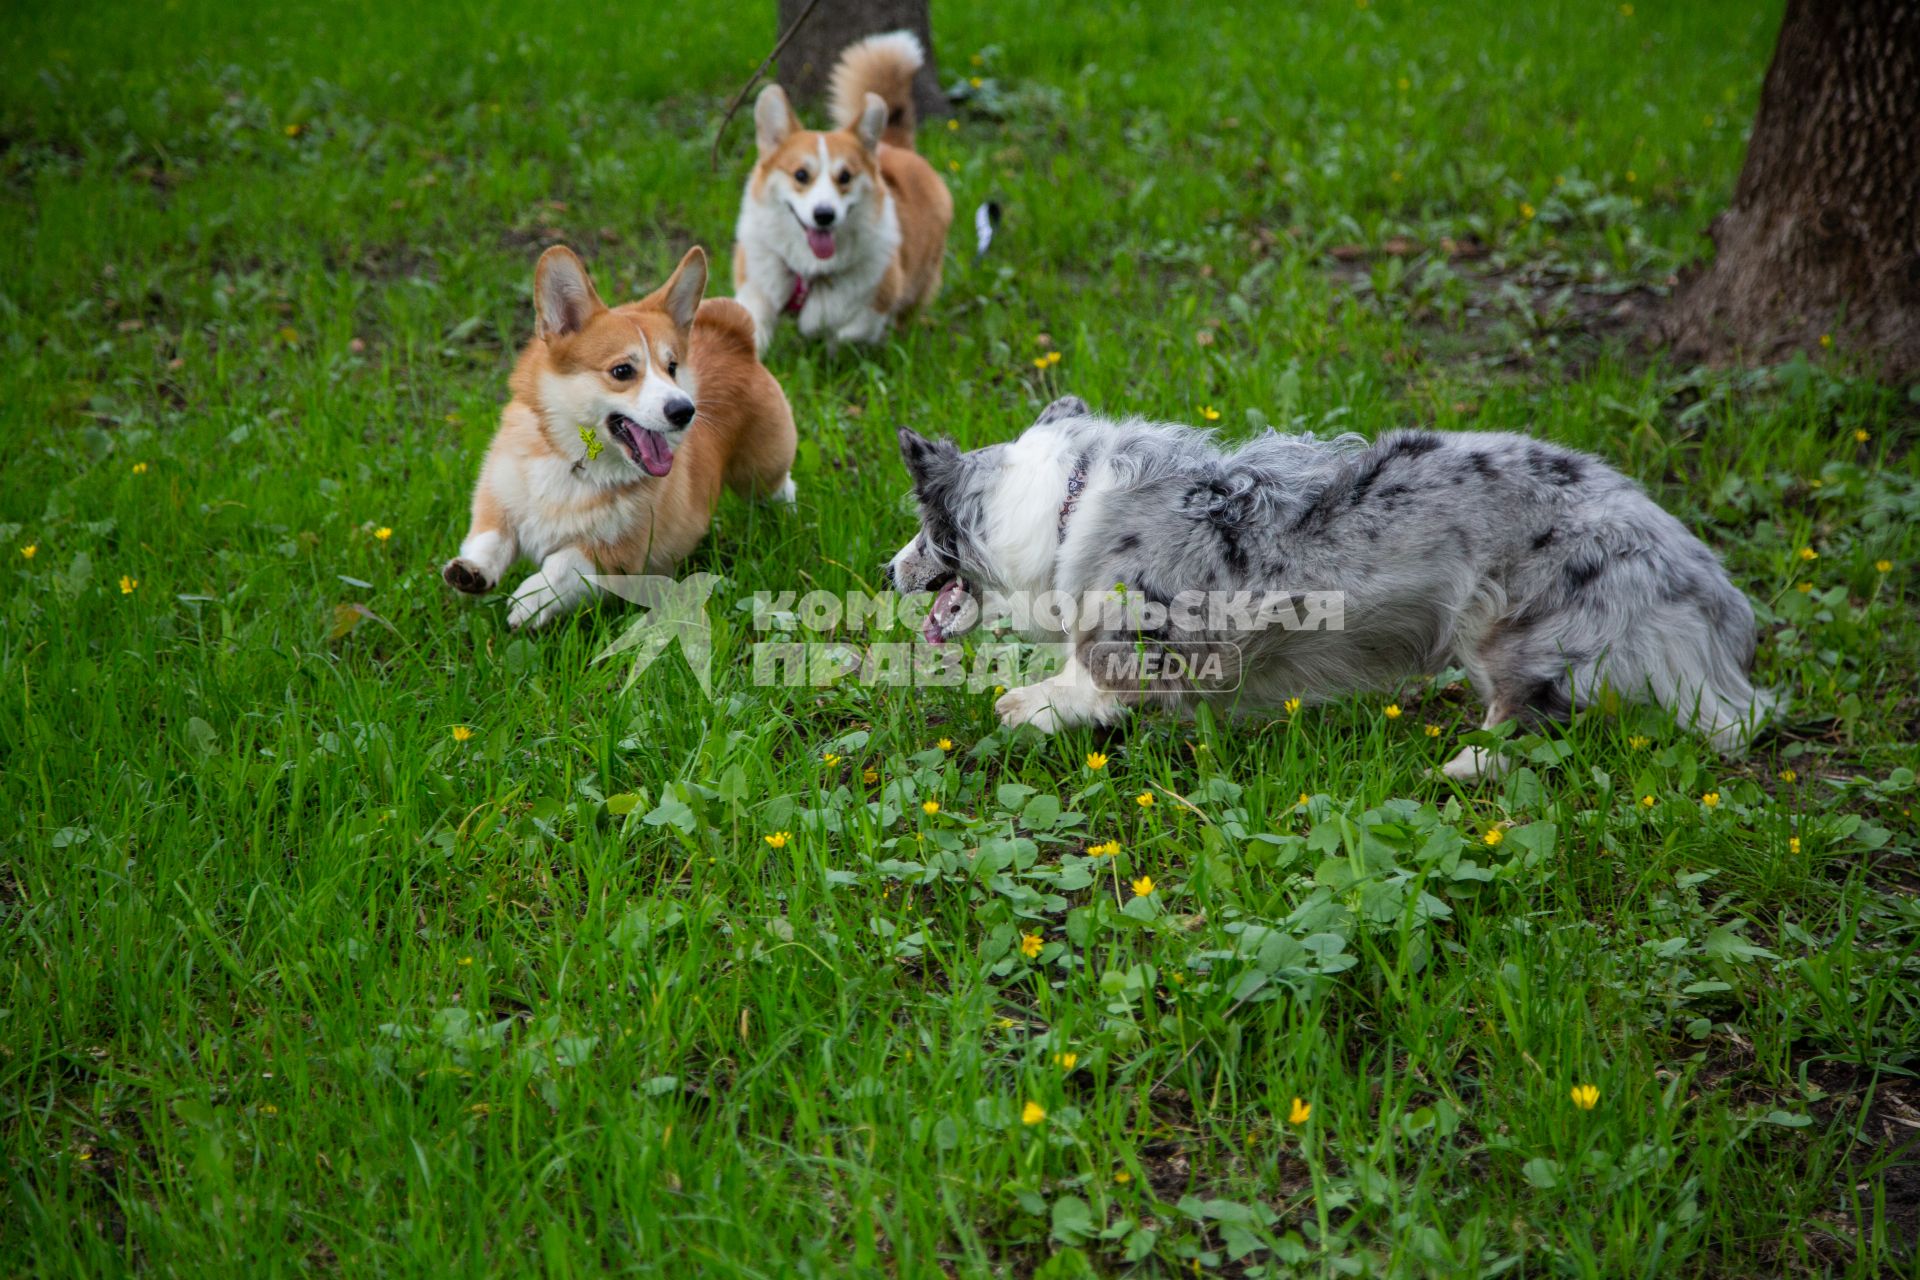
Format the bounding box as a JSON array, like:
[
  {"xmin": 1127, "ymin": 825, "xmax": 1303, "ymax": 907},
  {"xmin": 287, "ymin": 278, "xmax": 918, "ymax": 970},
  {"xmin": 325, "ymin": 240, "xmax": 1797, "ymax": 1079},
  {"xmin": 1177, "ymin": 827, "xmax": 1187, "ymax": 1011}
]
[
  {"xmin": 534, "ymin": 246, "xmax": 603, "ymax": 340},
  {"xmin": 754, "ymin": 85, "xmax": 797, "ymax": 157},
  {"xmin": 661, "ymin": 246, "xmax": 708, "ymax": 333},
  {"xmin": 898, "ymin": 427, "xmax": 960, "ymax": 488},
  {"xmin": 853, "ymin": 91, "xmax": 888, "ymax": 150}
]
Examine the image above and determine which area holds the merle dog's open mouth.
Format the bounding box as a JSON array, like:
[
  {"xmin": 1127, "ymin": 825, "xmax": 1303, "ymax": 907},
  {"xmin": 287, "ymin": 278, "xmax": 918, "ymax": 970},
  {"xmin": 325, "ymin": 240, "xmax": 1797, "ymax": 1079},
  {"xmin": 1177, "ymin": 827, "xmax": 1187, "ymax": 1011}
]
[
  {"xmin": 923, "ymin": 572, "xmax": 974, "ymax": 645},
  {"xmin": 605, "ymin": 412, "xmax": 673, "ymax": 477}
]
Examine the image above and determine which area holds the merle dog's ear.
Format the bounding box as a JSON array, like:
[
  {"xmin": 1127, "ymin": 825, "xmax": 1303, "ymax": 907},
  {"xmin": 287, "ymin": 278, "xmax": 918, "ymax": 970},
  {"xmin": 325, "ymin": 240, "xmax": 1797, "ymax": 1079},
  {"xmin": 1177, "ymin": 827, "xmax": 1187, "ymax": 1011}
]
[
  {"xmin": 898, "ymin": 428, "xmax": 960, "ymax": 489},
  {"xmin": 1034, "ymin": 394, "xmax": 1091, "ymax": 426}
]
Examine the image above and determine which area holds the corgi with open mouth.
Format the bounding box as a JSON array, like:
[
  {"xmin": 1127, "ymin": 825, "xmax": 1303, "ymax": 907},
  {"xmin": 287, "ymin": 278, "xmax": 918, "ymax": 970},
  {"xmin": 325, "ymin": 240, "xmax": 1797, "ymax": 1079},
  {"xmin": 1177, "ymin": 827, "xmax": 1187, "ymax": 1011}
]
[
  {"xmin": 732, "ymin": 30, "xmax": 953, "ymax": 351},
  {"xmin": 444, "ymin": 245, "xmax": 796, "ymax": 629}
]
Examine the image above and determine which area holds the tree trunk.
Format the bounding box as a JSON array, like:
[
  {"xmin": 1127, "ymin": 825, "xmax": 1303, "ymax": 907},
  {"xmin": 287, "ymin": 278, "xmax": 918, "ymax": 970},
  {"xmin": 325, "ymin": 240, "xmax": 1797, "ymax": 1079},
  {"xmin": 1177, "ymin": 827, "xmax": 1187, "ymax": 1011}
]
[
  {"xmin": 775, "ymin": 0, "xmax": 948, "ymax": 124},
  {"xmin": 1661, "ymin": 0, "xmax": 1919, "ymax": 381}
]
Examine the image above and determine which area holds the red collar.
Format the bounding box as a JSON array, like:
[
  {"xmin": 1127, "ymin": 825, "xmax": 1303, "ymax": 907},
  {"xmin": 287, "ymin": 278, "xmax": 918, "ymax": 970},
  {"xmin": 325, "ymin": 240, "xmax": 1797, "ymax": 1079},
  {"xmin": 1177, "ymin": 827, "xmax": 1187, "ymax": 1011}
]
[{"xmin": 784, "ymin": 273, "xmax": 809, "ymax": 314}]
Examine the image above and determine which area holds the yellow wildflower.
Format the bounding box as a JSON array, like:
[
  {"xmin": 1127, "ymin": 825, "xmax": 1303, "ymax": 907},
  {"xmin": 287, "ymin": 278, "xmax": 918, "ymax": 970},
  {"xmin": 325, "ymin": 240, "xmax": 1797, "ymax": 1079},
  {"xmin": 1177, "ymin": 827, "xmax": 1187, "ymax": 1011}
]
[
  {"xmin": 1086, "ymin": 751, "xmax": 1109, "ymax": 770},
  {"xmin": 261, "ymin": 1102, "xmax": 280, "ymax": 1115},
  {"xmin": 1483, "ymin": 827, "xmax": 1504, "ymax": 847},
  {"xmin": 1520, "ymin": 202, "xmax": 1536, "ymax": 220},
  {"xmin": 1628, "ymin": 735, "xmax": 1650, "ymax": 749},
  {"xmin": 1383, "ymin": 703, "xmax": 1403, "ymax": 720},
  {"xmin": 457, "ymin": 955, "xmax": 473, "ymax": 967},
  {"xmin": 947, "ymin": 118, "xmax": 959, "ymax": 131},
  {"xmin": 1798, "ymin": 547, "xmax": 1817, "ymax": 562},
  {"xmin": 283, "ymin": 123, "xmax": 302, "ymax": 137},
  {"xmin": 131, "ymin": 461, "xmax": 148, "ymax": 474},
  {"xmin": 1131, "ymin": 875, "xmax": 1155, "ymax": 897},
  {"xmin": 863, "ymin": 768, "xmax": 879, "ymax": 784},
  {"xmin": 1201, "ymin": 406, "xmax": 1221, "ymax": 421},
  {"xmin": 1641, "ymin": 794, "xmax": 1656, "ymax": 808},
  {"xmin": 1297, "ymin": 792, "xmax": 1311, "ymax": 807},
  {"xmin": 1570, "ymin": 1083, "xmax": 1599, "ymax": 1110},
  {"xmin": 1855, "ymin": 428, "xmax": 1871, "ymax": 444},
  {"xmin": 1797, "ymin": 582, "xmax": 1814, "ymax": 594},
  {"xmin": 1626, "ymin": 170, "xmax": 1637, "ymax": 183},
  {"xmin": 1789, "ymin": 836, "xmax": 1801, "ymax": 854},
  {"xmin": 764, "ymin": 831, "xmax": 791, "ymax": 849},
  {"xmin": 1876, "ymin": 559, "xmax": 1893, "ymax": 573},
  {"xmin": 822, "ymin": 752, "xmax": 840, "ymax": 766},
  {"xmin": 1021, "ymin": 1100, "xmax": 1046, "ymax": 1126},
  {"xmin": 1135, "ymin": 791, "xmax": 1154, "ymax": 808},
  {"xmin": 1702, "ymin": 791, "xmax": 1720, "ymax": 808},
  {"xmin": 1053, "ymin": 1051, "xmax": 1078, "ymax": 1070},
  {"xmin": 1288, "ymin": 1097, "xmax": 1311, "ymax": 1125},
  {"xmin": 1778, "ymin": 769, "xmax": 1796, "ymax": 783},
  {"xmin": 1284, "ymin": 697, "xmax": 1302, "ymax": 716},
  {"xmin": 451, "ymin": 725, "xmax": 474, "ymax": 742},
  {"xmin": 969, "ymin": 76, "xmax": 983, "ymax": 88},
  {"xmin": 1819, "ymin": 334, "xmax": 1834, "ymax": 350},
  {"xmin": 922, "ymin": 799, "xmax": 940, "ymax": 816},
  {"xmin": 1019, "ymin": 932, "xmax": 1043, "ymax": 959},
  {"xmin": 936, "ymin": 737, "xmax": 952, "ymax": 751},
  {"xmin": 20, "ymin": 544, "xmax": 36, "ymax": 560},
  {"xmin": 1114, "ymin": 1170, "xmax": 1132, "ymax": 1184},
  {"xmin": 1425, "ymin": 724, "xmax": 1442, "ymax": 738},
  {"xmin": 375, "ymin": 527, "xmax": 393, "ymax": 542},
  {"xmin": 119, "ymin": 575, "xmax": 138, "ymax": 595}
]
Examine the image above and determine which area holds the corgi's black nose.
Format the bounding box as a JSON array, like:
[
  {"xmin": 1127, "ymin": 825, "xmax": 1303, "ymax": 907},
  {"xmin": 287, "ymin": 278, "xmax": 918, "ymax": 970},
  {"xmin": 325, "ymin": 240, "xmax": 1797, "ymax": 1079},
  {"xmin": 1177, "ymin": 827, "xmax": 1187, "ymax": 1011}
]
[
  {"xmin": 811, "ymin": 205, "xmax": 837, "ymax": 228},
  {"xmin": 664, "ymin": 398, "xmax": 695, "ymax": 428}
]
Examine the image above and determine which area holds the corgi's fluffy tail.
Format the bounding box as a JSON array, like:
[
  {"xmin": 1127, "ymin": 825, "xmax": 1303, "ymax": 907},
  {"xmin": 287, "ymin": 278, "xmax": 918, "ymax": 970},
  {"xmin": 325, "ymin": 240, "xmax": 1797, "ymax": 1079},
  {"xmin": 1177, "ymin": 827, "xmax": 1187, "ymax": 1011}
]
[{"xmin": 829, "ymin": 29, "xmax": 924, "ymax": 150}]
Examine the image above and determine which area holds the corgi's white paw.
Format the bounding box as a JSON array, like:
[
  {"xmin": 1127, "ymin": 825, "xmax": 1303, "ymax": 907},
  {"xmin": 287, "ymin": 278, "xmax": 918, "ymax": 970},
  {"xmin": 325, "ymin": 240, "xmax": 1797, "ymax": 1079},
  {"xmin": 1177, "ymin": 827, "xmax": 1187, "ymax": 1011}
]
[
  {"xmin": 443, "ymin": 558, "xmax": 493, "ymax": 595},
  {"xmin": 1438, "ymin": 746, "xmax": 1508, "ymax": 782},
  {"xmin": 770, "ymin": 475, "xmax": 797, "ymax": 505}
]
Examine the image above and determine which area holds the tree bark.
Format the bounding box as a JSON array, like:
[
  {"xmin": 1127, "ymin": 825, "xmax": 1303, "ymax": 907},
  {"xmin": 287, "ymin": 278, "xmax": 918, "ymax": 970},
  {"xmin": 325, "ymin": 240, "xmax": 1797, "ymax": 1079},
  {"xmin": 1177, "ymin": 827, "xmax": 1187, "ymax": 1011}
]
[
  {"xmin": 775, "ymin": 0, "xmax": 948, "ymax": 124},
  {"xmin": 1660, "ymin": 0, "xmax": 1919, "ymax": 381}
]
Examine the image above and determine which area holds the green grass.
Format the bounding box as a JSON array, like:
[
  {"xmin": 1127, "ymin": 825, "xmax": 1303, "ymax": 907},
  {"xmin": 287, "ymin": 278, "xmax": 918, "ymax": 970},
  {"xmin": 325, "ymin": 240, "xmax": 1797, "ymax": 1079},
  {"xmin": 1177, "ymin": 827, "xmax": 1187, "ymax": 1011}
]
[{"xmin": 5, "ymin": 0, "xmax": 1919, "ymax": 1275}]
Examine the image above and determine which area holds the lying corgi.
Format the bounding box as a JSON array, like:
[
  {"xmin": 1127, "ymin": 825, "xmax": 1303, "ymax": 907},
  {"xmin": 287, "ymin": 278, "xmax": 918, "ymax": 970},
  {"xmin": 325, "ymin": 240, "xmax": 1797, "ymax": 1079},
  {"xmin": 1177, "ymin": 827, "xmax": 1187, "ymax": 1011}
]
[
  {"xmin": 444, "ymin": 245, "xmax": 796, "ymax": 629},
  {"xmin": 733, "ymin": 30, "xmax": 953, "ymax": 352}
]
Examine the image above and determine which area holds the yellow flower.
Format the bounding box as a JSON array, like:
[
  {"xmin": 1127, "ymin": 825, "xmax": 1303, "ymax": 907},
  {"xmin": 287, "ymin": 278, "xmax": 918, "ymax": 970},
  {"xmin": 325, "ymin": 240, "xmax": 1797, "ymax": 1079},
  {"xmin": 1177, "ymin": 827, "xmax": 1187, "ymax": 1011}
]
[
  {"xmin": 20, "ymin": 544, "xmax": 36, "ymax": 560},
  {"xmin": 922, "ymin": 799, "xmax": 940, "ymax": 816},
  {"xmin": 1628, "ymin": 735, "xmax": 1650, "ymax": 749},
  {"xmin": 1114, "ymin": 1170, "xmax": 1132, "ymax": 1184},
  {"xmin": 283, "ymin": 122, "xmax": 302, "ymax": 137},
  {"xmin": 1797, "ymin": 581, "xmax": 1814, "ymax": 593},
  {"xmin": 375, "ymin": 527, "xmax": 393, "ymax": 541},
  {"xmin": 1086, "ymin": 751, "xmax": 1108, "ymax": 770},
  {"xmin": 1287, "ymin": 1097, "xmax": 1311, "ymax": 1125},
  {"xmin": 1383, "ymin": 703, "xmax": 1403, "ymax": 720},
  {"xmin": 1483, "ymin": 827, "xmax": 1504, "ymax": 847},
  {"xmin": 996, "ymin": 1016, "xmax": 1016, "ymax": 1030},
  {"xmin": 969, "ymin": 53, "xmax": 984, "ymax": 66},
  {"xmin": 822, "ymin": 752, "xmax": 841, "ymax": 766},
  {"xmin": 764, "ymin": 831, "xmax": 791, "ymax": 849},
  {"xmin": 1876, "ymin": 559, "xmax": 1893, "ymax": 573},
  {"xmin": 1424, "ymin": 724, "xmax": 1441, "ymax": 738},
  {"xmin": 1088, "ymin": 840, "xmax": 1120, "ymax": 858},
  {"xmin": 131, "ymin": 461, "xmax": 148, "ymax": 474},
  {"xmin": 1297, "ymin": 792, "xmax": 1311, "ymax": 807},
  {"xmin": 1284, "ymin": 697, "xmax": 1302, "ymax": 716},
  {"xmin": 1135, "ymin": 791, "xmax": 1154, "ymax": 808},
  {"xmin": 1520, "ymin": 202, "xmax": 1536, "ymax": 221},
  {"xmin": 936, "ymin": 737, "xmax": 952, "ymax": 751},
  {"xmin": 1789, "ymin": 836, "xmax": 1802, "ymax": 854},
  {"xmin": 948, "ymin": 159, "xmax": 959, "ymax": 172},
  {"xmin": 1798, "ymin": 547, "xmax": 1817, "ymax": 562},
  {"xmin": 969, "ymin": 76, "xmax": 983, "ymax": 88},
  {"xmin": 1396, "ymin": 76, "xmax": 1410, "ymax": 91},
  {"xmin": 1778, "ymin": 769, "xmax": 1796, "ymax": 783},
  {"xmin": 1052, "ymin": 1051, "xmax": 1079, "ymax": 1070},
  {"xmin": 1019, "ymin": 932, "xmax": 1043, "ymax": 959},
  {"xmin": 1201, "ymin": 405, "xmax": 1221, "ymax": 422},
  {"xmin": 457, "ymin": 955, "xmax": 474, "ymax": 967},
  {"xmin": 1045, "ymin": 351, "xmax": 1061, "ymax": 366},
  {"xmin": 947, "ymin": 118, "xmax": 959, "ymax": 131},
  {"xmin": 862, "ymin": 768, "xmax": 879, "ymax": 784},
  {"xmin": 1819, "ymin": 334, "xmax": 1834, "ymax": 350},
  {"xmin": 1032, "ymin": 355, "xmax": 1050, "ymax": 370},
  {"xmin": 1569, "ymin": 1083, "xmax": 1599, "ymax": 1110},
  {"xmin": 261, "ymin": 1102, "xmax": 280, "ymax": 1115},
  {"xmin": 1702, "ymin": 791, "xmax": 1720, "ymax": 808},
  {"xmin": 1641, "ymin": 794, "xmax": 1656, "ymax": 808},
  {"xmin": 1625, "ymin": 169, "xmax": 1637, "ymax": 183},
  {"xmin": 1854, "ymin": 428, "xmax": 1871, "ymax": 444},
  {"xmin": 1131, "ymin": 875, "xmax": 1155, "ymax": 897},
  {"xmin": 451, "ymin": 725, "xmax": 474, "ymax": 742},
  {"xmin": 119, "ymin": 575, "xmax": 138, "ymax": 595},
  {"xmin": 1021, "ymin": 1100, "xmax": 1046, "ymax": 1126}
]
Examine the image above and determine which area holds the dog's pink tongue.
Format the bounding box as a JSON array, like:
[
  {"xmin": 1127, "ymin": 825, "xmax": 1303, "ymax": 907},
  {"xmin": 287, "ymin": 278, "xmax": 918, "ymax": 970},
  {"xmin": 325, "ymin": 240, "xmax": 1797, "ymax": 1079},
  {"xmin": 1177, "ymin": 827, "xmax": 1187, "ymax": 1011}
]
[
  {"xmin": 805, "ymin": 228, "xmax": 835, "ymax": 260},
  {"xmin": 637, "ymin": 429, "xmax": 674, "ymax": 477},
  {"xmin": 924, "ymin": 579, "xmax": 965, "ymax": 644}
]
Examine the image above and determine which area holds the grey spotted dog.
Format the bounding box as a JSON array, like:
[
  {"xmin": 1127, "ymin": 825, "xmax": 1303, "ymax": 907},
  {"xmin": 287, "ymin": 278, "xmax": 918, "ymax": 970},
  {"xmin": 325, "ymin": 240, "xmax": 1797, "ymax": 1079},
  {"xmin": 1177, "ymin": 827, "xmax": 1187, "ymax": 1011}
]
[{"xmin": 886, "ymin": 395, "xmax": 1776, "ymax": 780}]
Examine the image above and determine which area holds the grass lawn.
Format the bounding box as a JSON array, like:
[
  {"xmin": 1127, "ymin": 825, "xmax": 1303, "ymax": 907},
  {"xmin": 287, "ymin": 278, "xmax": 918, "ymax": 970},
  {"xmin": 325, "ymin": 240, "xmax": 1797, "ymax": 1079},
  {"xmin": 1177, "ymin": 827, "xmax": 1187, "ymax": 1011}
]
[{"xmin": 5, "ymin": 0, "xmax": 1919, "ymax": 1274}]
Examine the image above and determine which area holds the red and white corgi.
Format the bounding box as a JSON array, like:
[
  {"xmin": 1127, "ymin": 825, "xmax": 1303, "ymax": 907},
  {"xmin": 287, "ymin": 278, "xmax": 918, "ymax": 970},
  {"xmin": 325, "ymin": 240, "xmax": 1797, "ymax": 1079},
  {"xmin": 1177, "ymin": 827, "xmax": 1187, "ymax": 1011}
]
[
  {"xmin": 444, "ymin": 245, "xmax": 796, "ymax": 629},
  {"xmin": 733, "ymin": 31, "xmax": 954, "ymax": 352}
]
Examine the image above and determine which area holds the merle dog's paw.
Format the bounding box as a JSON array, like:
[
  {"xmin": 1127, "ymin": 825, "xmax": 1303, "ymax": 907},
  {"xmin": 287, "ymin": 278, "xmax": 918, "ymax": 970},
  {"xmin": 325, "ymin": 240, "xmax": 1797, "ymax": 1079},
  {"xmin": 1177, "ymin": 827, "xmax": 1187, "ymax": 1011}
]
[{"xmin": 443, "ymin": 558, "xmax": 492, "ymax": 595}]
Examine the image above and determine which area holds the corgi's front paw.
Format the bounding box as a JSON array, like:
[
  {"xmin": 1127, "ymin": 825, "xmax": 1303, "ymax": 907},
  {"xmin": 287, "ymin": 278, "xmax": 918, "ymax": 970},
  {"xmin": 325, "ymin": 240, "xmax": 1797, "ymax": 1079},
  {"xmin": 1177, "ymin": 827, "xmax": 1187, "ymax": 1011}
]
[{"xmin": 443, "ymin": 558, "xmax": 494, "ymax": 595}]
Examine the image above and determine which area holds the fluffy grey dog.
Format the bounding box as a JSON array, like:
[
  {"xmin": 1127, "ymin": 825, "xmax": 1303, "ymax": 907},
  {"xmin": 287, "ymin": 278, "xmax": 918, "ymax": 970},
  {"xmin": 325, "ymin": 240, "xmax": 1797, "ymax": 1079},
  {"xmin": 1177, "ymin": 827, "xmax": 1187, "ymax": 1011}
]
[{"xmin": 887, "ymin": 395, "xmax": 1774, "ymax": 779}]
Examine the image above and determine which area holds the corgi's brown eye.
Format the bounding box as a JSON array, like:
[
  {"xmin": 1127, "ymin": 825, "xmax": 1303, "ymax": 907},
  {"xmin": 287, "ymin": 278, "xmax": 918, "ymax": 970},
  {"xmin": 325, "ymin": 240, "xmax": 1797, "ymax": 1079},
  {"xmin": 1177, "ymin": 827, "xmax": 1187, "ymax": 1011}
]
[
  {"xmin": 835, "ymin": 169, "xmax": 851, "ymax": 186},
  {"xmin": 665, "ymin": 357, "xmax": 678, "ymax": 378},
  {"xmin": 793, "ymin": 167, "xmax": 810, "ymax": 184},
  {"xmin": 610, "ymin": 362, "xmax": 636, "ymax": 381}
]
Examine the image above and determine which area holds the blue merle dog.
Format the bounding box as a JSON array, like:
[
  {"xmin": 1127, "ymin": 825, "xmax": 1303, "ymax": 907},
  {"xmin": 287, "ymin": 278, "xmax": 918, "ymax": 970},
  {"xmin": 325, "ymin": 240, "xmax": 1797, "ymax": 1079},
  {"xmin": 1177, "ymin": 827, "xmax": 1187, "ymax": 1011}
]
[{"xmin": 887, "ymin": 395, "xmax": 1775, "ymax": 779}]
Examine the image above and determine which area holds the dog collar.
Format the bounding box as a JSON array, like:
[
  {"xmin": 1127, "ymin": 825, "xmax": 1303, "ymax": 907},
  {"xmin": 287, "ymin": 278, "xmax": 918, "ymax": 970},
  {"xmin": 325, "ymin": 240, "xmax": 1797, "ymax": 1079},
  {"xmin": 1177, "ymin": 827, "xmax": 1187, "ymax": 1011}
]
[
  {"xmin": 784, "ymin": 273, "xmax": 809, "ymax": 315},
  {"xmin": 1057, "ymin": 452, "xmax": 1092, "ymax": 543}
]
